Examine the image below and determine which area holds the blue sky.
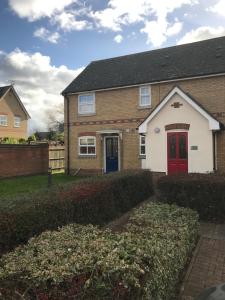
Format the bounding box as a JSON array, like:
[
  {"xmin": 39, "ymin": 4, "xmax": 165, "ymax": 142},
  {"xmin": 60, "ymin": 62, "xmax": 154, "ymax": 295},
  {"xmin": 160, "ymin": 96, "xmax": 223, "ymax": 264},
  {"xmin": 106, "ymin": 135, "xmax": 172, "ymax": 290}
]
[{"xmin": 0, "ymin": 0, "xmax": 224, "ymax": 130}]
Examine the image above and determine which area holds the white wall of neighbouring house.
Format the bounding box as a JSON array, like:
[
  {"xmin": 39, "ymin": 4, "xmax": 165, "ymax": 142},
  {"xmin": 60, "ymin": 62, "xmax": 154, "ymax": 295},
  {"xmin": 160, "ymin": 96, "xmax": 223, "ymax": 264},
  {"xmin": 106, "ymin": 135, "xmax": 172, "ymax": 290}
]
[{"xmin": 145, "ymin": 93, "xmax": 214, "ymax": 174}]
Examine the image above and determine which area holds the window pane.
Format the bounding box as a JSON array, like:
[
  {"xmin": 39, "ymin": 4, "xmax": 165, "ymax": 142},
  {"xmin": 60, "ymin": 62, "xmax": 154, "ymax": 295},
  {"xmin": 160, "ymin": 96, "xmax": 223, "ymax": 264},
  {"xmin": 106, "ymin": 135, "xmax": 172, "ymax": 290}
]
[
  {"xmin": 106, "ymin": 139, "xmax": 112, "ymax": 157},
  {"xmin": 88, "ymin": 147, "xmax": 95, "ymax": 154},
  {"xmin": 141, "ymin": 136, "xmax": 145, "ymax": 145},
  {"xmin": 87, "ymin": 138, "xmax": 95, "ymax": 145},
  {"xmin": 140, "ymin": 86, "xmax": 149, "ymax": 95},
  {"xmin": 169, "ymin": 135, "xmax": 176, "ymax": 159},
  {"xmin": 112, "ymin": 138, "xmax": 118, "ymax": 157},
  {"xmin": 79, "ymin": 94, "xmax": 94, "ymax": 104},
  {"xmin": 140, "ymin": 95, "xmax": 150, "ymax": 105},
  {"xmin": 14, "ymin": 116, "xmax": 21, "ymax": 127},
  {"xmin": 179, "ymin": 135, "xmax": 187, "ymax": 159},
  {"xmin": 79, "ymin": 104, "xmax": 89, "ymax": 113},
  {"xmin": 80, "ymin": 146, "xmax": 87, "ymax": 154},
  {"xmin": 79, "ymin": 104, "xmax": 94, "ymax": 114},
  {"xmin": 141, "ymin": 146, "xmax": 145, "ymax": 155},
  {"xmin": 0, "ymin": 115, "xmax": 7, "ymax": 126},
  {"xmin": 80, "ymin": 138, "xmax": 87, "ymax": 145}
]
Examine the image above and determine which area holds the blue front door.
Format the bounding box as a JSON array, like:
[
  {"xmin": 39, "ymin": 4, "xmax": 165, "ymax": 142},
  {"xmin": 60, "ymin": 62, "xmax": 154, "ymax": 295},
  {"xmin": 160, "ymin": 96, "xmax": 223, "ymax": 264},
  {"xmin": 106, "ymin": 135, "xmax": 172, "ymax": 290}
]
[{"xmin": 106, "ymin": 137, "xmax": 119, "ymax": 173}]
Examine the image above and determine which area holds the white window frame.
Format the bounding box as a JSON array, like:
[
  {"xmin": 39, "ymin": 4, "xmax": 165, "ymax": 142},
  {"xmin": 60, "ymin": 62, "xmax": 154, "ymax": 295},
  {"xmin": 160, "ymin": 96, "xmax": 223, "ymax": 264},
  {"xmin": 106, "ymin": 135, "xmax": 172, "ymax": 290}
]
[
  {"xmin": 78, "ymin": 93, "xmax": 95, "ymax": 115},
  {"xmin": 78, "ymin": 136, "xmax": 96, "ymax": 156},
  {"xmin": 14, "ymin": 116, "xmax": 21, "ymax": 128},
  {"xmin": 139, "ymin": 85, "xmax": 151, "ymax": 107},
  {"xmin": 139, "ymin": 135, "xmax": 146, "ymax": 156},
  {"xmin": 0, "ymin": 115, "xmax": 8, "ymax": 126}
]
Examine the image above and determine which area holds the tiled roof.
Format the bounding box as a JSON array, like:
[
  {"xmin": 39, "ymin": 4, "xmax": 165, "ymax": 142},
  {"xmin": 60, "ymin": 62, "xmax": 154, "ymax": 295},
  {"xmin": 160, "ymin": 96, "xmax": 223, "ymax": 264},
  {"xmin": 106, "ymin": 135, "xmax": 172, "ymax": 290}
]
[
  {"xmin": 0, "ymin": 85, "xmax": 11, "ymax": 98},
  {"xmin": 62, "ymin": 36, "xmax": 225, "ymax": 95}
]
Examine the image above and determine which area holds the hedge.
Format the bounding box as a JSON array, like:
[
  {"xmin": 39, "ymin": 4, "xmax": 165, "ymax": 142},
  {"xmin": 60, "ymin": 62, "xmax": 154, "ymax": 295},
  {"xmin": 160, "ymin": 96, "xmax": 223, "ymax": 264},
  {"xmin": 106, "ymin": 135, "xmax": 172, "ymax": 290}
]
[
  {"xmin": 0, "ymin": 202, "xmax": 199, "ymax": 300},
  {"xmin": 157, "ymin": 173, "xmax": 225, "ymax": 221},
  {"xmin": 0, "ymin": 170, "xmax": 153, "ymax": 254}
]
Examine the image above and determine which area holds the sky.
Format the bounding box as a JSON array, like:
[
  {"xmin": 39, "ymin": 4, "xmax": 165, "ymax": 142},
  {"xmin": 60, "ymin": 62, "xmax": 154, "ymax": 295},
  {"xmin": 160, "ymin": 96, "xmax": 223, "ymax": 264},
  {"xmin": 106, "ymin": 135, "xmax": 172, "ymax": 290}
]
[{"xmin": 0, "ymin": 0, "xmax": 225, "ymax": 131}]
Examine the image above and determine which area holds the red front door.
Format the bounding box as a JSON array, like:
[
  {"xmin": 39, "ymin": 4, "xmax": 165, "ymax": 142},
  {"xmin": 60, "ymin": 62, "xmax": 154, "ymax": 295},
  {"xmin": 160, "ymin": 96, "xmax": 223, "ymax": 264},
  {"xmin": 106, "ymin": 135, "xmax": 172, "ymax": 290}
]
[{"xmin": 167, "ymin": 132, "xmax": 188, "ymax": 175}]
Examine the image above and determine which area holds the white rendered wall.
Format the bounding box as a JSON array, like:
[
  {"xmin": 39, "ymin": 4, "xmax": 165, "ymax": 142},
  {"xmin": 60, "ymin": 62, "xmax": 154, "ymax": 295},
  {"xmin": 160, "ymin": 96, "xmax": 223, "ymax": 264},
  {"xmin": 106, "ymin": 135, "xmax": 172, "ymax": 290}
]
[{"xmin": 145, "ymin": 93, "xmax": 214, "ymax": 173}]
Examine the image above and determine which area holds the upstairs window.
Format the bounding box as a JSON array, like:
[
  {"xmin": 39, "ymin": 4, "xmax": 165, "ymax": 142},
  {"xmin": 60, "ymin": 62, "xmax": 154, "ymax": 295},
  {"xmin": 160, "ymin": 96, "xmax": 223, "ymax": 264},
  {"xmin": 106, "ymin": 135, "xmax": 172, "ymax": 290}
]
[
  {"xmin": 0, "ymin": 115, "xmax": 7, "ymax": 126},
  {"xmin": 139, "ymin": 86, "xmax": 151, "ymax": 107},
  {"xmin": 78, "ymin": 93, "xmax": 95, "ymax": 115},
  {"xmin": 140, "ymin": 135, "xmax": 146, "ymax": 156},
  {"xmin": 14, "ymin": 116, "xmax": 21, "ymax": 128},
  {"xmin": 79, "ymin": 136, "xmax": 96, "ymax": 156}
]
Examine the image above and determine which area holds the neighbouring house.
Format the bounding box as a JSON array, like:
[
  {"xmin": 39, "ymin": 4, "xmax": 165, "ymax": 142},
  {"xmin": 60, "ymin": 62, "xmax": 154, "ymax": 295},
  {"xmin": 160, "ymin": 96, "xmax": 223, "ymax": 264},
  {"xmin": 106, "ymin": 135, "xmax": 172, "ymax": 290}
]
[
  {"xmin": 62, "ymin": 36, "xmax": 225, "ymax": 176},
  {"xmin": 0, "ymin": 85, "xmax": 30, "ymax": 139}
]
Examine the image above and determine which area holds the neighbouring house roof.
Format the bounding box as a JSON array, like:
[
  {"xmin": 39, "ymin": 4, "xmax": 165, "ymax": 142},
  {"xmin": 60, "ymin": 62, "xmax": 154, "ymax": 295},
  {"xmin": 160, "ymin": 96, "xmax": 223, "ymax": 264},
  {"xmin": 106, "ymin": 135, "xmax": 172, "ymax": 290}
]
[
  {"xmin": 0, "ymin": 85, "xmax": 11, "ymax": 98},
  {"xmin": 62, "ymin": 36, "xmax": 225, "ymax": 95},
  {"xmin": 0, "ymin": 85, "xmax": 31, "ymax": 119},
  {"xmin": 138, "ymin": 86, "xmax": 221, "ymax": 133}
]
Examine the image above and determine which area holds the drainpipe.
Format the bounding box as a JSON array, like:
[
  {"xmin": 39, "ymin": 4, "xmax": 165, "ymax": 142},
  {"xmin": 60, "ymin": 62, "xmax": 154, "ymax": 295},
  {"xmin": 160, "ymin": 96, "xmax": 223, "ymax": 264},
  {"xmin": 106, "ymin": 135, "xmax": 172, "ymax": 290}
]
[
  {"xmin": 65, "ymin": 95, "xmax": 70, "ymax": 175},
  {"xmin": 213, "ymin": 131, "xmax": 216, "ymax": 172}
]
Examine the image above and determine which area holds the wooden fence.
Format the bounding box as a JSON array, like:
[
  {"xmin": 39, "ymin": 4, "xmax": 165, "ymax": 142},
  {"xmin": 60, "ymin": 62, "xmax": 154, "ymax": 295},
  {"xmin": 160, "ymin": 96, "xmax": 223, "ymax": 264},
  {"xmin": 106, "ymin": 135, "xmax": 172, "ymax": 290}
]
[{"xmin": 49, "ymin": 145, "xmax": 65, "ymax": 171}]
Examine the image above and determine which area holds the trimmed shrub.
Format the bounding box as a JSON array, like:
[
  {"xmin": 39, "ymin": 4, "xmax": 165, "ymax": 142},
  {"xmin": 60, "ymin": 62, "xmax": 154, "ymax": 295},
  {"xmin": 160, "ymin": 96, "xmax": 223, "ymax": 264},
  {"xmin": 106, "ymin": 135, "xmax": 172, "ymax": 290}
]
[
  {"xmin": 157, "ymin": 173, "xmax": 225, "ymax": 221},
  {"xmin": 0, "ymin": 203, "xmax": 199, "ymax": 300},
  {"xmin": 0, "ymin": 171, "xmax": 153, "ymax": 254}
]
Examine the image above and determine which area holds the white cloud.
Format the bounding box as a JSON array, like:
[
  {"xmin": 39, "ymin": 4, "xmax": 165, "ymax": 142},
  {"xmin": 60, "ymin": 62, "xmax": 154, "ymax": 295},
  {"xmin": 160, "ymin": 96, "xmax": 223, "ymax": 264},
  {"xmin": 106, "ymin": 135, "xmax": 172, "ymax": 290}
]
[
  {"xmin": 53, "ymin": 11, "xmax": 92, "ymax": 31},
  {"xmin": 8, "ymin": 0, "xmax": 198, "ymax": 45},
  {"xmin": 178, "ymin": 26, "xmax": 225, "ymax": 44},
  {"xmin": 141, "ymin": 19, "xmax": 167, "ymax": 47},
  {"xmin": 9, "ymin": 0, "xmax": 92, "ymax": 33},
  {"xmin": 141, "ymin": 19, "xmax": 183, "ymax": 47},
  {"xmin": 167, "ymin": 22, "xmax": 183, "ymax": 36},
  {"xmin": 208, "ymin": 0, "xmax": 225, "ymax": 17},
  {"xmin": 91, "ymin": 0, "xmax": 149, "ymax": 31},
  {"xmin": 34, "ymin": 27, "xmax": 60, "ymax": 43},
  {"xmin": 9, "ymin": 0, "xmax": 76, "ymax": 21},
  {"xmin": 114, "ymin": 34, "xmax": 123, "ymax": 43},
  {"xmin": 91, "ymin": 0, "xmax": 196, "ymax": 46},
  {"xmin": 0, "ymin": 48, "xmax": 83, "ymax": 131}
]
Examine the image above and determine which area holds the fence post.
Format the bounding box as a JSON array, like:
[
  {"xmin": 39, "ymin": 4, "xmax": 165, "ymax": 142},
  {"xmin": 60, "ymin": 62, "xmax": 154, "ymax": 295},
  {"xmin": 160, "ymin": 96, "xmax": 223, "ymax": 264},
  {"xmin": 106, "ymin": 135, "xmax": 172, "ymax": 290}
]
[{"xmin": 48, "ymin": 167, "xmax": 52, "ymax": 187}]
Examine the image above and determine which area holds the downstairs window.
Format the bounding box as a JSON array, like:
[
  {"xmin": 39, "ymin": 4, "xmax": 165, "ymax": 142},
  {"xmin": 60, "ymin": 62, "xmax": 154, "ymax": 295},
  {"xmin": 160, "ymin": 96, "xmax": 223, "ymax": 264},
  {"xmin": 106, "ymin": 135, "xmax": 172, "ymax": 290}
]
[{"xmin": 79, "ymin": 136, "xmax": 96, "ymax": 156}]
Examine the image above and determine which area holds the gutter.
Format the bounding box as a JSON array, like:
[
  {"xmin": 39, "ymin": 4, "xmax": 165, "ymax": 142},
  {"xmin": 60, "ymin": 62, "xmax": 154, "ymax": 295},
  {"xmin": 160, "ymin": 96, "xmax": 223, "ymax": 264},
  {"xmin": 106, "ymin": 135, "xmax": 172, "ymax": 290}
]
[
  {"xmin": 65, "ymin": 95, "xmax": 70, "ymax": 175},
  {"xmin": 213, "ymin": 131, "xmax": 216, "ymax": 172}
]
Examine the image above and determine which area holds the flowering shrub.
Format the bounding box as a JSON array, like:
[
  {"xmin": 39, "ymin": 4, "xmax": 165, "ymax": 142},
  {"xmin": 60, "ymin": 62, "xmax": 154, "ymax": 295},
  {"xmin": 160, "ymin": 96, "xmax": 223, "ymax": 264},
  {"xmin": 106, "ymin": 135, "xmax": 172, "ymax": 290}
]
[
  {"xmin": 157, "ymin": 173, "xmax": 225, "ymax": 221},
  {"xmin": 0, "ymin": 203, "xmax": 199, "ymax": 299},
  {"xmin": 0, "ymin": 170, "xmax": 153, "ymax": 254}
]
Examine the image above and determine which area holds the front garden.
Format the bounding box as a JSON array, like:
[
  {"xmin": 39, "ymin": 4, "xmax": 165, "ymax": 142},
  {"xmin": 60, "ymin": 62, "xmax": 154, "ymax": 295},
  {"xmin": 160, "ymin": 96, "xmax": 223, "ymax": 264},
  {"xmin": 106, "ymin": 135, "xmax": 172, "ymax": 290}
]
[
  {"xmin": 0, "ymin": 202, "xmax": 198, "ymax": 299},
  {"xmin": 5, "ymin": 170, "xmax": 225, "ymax": 299}
]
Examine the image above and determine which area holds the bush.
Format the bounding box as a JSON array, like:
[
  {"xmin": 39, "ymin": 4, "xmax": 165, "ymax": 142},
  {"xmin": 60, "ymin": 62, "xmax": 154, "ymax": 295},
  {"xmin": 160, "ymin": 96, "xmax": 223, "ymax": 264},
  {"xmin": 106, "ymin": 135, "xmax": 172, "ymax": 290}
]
[
  {"xmin": 157, "ymin": 173, "xmax": 225, "ymax": 221},
  {"xmin": 0, "ymin": 203, "xmax": 199, "ymax": 300},
  {"xmin": 0, "ymin": 171, "xmax": 153, "ymax": 254}
]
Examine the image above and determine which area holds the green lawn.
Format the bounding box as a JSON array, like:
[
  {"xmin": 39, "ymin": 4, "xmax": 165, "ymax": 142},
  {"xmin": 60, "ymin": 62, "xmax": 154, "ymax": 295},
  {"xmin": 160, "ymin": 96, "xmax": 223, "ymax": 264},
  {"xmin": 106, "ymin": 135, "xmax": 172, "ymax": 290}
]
[{"xmin": 0, "ymin": 173, "xmax": 80, "ymax": 198}]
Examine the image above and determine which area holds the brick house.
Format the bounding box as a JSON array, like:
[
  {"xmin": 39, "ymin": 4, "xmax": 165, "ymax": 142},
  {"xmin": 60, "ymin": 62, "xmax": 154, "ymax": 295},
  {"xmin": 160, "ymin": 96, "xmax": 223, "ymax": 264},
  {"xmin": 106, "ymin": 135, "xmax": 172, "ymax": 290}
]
[
  {"xmin": 62, "ymin": 37, "xmax": 225, "ymax": 175},
  {"xmin": 0, "ymin": 85, "xmax": 30, "ymax": 139}
]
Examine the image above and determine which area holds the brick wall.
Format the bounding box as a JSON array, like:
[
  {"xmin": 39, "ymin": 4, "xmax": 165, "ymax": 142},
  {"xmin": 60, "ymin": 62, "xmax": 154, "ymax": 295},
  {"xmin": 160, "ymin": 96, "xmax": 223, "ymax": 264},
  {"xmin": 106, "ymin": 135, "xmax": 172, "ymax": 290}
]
[
  {"xmin": 0, "ymin": 144, "xmax": 49, "ymax": 178},
  {"xmin": 64, "ymin": 74, "xmax": 225, "ymax": 174}
]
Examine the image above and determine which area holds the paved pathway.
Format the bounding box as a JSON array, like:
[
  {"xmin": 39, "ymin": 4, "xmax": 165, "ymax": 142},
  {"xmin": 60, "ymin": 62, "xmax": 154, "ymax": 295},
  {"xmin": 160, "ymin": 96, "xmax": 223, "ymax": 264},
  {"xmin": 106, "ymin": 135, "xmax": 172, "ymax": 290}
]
[{"xmin": 180, "ymin": 223, "xmax": 225, "ymax": 300}]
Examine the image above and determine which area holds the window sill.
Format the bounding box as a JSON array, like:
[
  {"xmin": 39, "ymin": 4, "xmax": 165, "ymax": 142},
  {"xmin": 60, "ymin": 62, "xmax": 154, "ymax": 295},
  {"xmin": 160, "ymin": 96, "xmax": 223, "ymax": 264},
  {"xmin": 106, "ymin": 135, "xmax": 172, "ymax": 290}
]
[
  {"xmin": 139, "ymin": 155, "xmax": 146, "ymax": 159},
  {"xmin": 0, "ymin": 125, "xmax": 8, "ymax": 127},
  {"xmin": 138, "ymin": 105, "xmax": 151, "ymax": 110},
  {"xmin": 78, "ymin": 113, "xmax": 96, "ymax": 117},
  {"xmin": 78, "ymin": 155, "xmax": 97, "ymax": 159}
]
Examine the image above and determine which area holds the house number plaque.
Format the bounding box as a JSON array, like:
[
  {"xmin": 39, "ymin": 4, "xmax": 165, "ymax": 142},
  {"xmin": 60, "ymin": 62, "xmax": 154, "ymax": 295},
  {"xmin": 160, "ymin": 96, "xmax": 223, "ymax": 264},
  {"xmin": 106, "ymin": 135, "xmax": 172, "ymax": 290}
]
[{"xmin": 191, "ymin": 146, "xmax": 198, "ymax": 150}]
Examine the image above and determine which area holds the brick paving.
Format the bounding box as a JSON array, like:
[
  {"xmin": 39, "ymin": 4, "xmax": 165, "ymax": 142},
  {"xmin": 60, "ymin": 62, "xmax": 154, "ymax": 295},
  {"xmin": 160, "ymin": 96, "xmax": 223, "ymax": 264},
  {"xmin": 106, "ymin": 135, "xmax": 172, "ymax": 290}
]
[{"xmin": 180, "ymin": 223, "xmax": 225, "ymax": 300}]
